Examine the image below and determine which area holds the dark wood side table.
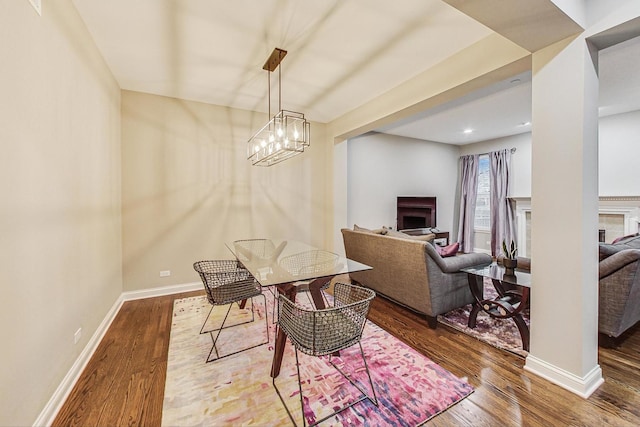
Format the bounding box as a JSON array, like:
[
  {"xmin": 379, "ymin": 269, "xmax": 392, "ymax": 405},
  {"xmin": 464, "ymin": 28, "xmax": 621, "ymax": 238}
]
[
  {"xmin": 460, "ymin": 263, "xmax": 531, "ymax": 351},
  {"xmin": 400, "ymin": 228, "xmax": 450, "ymax": 245}
]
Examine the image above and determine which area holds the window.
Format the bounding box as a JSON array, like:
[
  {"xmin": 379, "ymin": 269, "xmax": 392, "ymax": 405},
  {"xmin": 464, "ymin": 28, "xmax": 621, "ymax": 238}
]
[{"xmin": 474, "ymin": 155, "xmax": 490, "ymax": 230}]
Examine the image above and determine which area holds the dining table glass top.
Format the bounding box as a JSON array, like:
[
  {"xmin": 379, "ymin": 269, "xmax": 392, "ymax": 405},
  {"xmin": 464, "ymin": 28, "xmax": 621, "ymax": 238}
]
[{"xmin": 225, "ymin": 239, "xmax": 371, "ymax": 287}]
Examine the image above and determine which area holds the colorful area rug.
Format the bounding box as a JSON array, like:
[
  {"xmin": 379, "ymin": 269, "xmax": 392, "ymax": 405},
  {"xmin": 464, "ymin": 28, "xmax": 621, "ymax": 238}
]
[
  {"xmin": 162, "ymin": 291, "xmax": 474, "ymax": 426},
  {"xmin": 438, "ymin": 279, "xmax": 530, "ymax": 357}
]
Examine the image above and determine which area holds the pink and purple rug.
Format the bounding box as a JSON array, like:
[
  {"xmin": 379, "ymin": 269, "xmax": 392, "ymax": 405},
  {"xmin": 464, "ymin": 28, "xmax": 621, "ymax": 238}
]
[
  {"xmin": 162, "ymin": 291, "xmax": 474, "ymax": 426},
  {"xmin": 438, "ymin": 279, "xmax": 530, "ymax": 357}
]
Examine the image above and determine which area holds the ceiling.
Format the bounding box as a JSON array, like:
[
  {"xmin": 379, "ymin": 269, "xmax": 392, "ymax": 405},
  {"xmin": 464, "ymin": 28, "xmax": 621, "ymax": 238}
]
[
  {"xmin": 378, "ymin": 36, "xmax": 640, "ymax": 144},
  {"xmin": 72, "ymin": 0, "xmax": 640, "ymax": 145}
]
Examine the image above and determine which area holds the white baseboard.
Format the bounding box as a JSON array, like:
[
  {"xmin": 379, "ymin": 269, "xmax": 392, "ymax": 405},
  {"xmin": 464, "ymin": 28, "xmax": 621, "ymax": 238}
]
[
  {"xmin": 122, "ymin": 281, "xmax": 202, "ymax": 301},
  {"xmin": 34, "ymin": 281, "xmax": 202, "ymax": 427},
  {"xmin": 524, "ymin": 355, "xmax": 604, "ymax": 398},
  {"xmin": 33, "ymin": 294, "xmax": 125, "ymax": 427}
]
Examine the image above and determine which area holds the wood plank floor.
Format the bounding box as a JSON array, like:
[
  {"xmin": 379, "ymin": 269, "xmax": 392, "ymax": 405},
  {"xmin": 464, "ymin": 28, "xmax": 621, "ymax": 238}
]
[{"xmin": 53, "ymin": 287, "xmax": 640, "ymax": 426}]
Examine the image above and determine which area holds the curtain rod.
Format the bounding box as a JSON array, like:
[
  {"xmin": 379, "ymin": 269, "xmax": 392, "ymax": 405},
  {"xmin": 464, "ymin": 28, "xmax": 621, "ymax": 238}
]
[{"xmin": 462, "ymin": 147, "xmax": 516, "ymax": 158}]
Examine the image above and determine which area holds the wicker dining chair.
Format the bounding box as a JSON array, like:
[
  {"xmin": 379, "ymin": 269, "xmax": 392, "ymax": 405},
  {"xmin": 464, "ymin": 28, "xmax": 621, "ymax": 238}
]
[
  {"xmin": 233, "ymin": 239, "xmax": 287, "ymax": 322},
  {"xmin": 193, "ymin": 260, "xmax": 269, "ymax": 362},
  {"xmin": 273, "ymin": 282, "xmax": 378, "ymax": 427},
  {"xmin": 278, "ymin": 249, "xmax": 340, "ymax": 308},
  {"xmin": 233, "ymin": 238, "xmax": 286, "ymax": 264}
]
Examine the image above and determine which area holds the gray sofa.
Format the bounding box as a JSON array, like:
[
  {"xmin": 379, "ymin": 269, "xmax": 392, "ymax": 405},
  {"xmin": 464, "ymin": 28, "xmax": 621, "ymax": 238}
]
[
  {"xmin": 341, "ymin": 228, "xmax": 492, "ymax": 328},
  {"xmin": 599, "ymin": 233, "xmax": 640, "ymax": 343}
]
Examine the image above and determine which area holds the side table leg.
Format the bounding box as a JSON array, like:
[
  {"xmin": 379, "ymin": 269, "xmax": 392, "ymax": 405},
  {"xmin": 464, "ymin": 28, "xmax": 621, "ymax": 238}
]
[
  {"xmin": 468, "ymin": 303, "xmax": 482, "ymax": 329},
  {"xmin": 467, "ymin": 274, "xmax": 483, "ymax": 329},
  {"xmin": 512, "ymin": 315, "xmax": 530, "ymax": 352},
  {"xmin": 513, "ymin": 287, "xmax": 530, "ymax": 351}
]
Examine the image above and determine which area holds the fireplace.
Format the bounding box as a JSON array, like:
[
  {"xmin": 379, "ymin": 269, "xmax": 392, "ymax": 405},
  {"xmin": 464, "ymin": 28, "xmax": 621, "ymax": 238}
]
[{"xmin": 397, "ymin": 197, "xmax": 436, "ymax": 230}]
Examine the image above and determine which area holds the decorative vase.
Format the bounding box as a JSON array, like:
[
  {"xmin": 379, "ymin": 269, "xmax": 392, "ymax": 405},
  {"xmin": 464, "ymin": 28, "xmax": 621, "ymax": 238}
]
[{"xmin": 503, "ymin": 258, "xmax": 517, "ymax": 276}]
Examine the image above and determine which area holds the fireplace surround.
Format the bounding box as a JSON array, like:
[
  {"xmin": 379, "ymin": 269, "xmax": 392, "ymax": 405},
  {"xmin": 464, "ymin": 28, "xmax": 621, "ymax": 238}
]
[{"xmin": 397, "ymin": 196, "xmax": 436, "ymax": 231}]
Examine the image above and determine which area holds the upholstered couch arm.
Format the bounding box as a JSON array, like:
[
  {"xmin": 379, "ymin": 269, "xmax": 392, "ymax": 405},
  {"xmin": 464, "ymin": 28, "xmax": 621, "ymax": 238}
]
[
  {"xmin": 424, "ymin": 243, "xmax": 492, "ymax": 273},
  {"xmin": 598, "ymin": 248, "xmax": 640, "ymax": 338},
  {"xmin": 599, "ymin": 249, "xmax": 640, "ymax": 279}
]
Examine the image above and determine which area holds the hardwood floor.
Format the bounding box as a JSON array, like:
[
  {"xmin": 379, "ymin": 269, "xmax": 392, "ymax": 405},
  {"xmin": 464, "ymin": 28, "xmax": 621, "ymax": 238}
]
[{"xmin": 53, "ymin": 289, "xmax": 640, "ymax": 426}]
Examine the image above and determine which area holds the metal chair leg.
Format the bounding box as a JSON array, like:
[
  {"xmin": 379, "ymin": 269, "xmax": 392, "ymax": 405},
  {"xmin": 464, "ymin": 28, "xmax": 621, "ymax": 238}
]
[
  {"xmin": 200, "ymin": 297, "xmax": 261, "ymax": 335},
  {"xmin": 273, "ymin": 342, "xmax": 378, "ymax": 426},
  {"xmin": 199, "ymin": 305, "xmax": 215, "ymax": 334},
  {"xmin": 205, "ymin": 294, "xmax": 269, "ymax": 363}
]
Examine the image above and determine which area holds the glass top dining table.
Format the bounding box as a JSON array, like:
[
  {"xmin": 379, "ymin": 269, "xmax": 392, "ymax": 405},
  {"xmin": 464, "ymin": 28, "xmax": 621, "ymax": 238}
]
[
  {"xmin": 225, "ymin": 238, "xmax": 371, "ymax": 287},
  {"xmin": 225, "ymin": 238, "xmax": 372, "ymax": 378}
]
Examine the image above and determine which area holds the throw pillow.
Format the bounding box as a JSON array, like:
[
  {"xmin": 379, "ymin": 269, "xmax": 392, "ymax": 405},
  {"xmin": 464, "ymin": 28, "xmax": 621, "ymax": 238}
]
[
  {"xmin": 353, "ymin": 224, "xmax": 373, "ymax": 233},
  {"xmin": 385, "ymin": 229, "xmax": 411, "ymax": 238},
  {"xmin": 436, "ymin": 242, "xmax": 460, "ymax": 257},
  {"xmin": 612, "ymin": 233, "xmax": 640, "ymax": 244},
  {"xmin": 382, "ymin": 227, "xmax": 435, "ymax": 241}
]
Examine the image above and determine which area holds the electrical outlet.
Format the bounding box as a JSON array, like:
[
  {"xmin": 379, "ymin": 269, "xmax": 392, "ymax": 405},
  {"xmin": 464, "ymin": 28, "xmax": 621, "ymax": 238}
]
[
  {"xmin": 74, "ymin": 328, "xmax": 82, "ymax": 344},
  {"xmin": 160, "ymin": 270, "xmax": 171, "ymax": 277}
]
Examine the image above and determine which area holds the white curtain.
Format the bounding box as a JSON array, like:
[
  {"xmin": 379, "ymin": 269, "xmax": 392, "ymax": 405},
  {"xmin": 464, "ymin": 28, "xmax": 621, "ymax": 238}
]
[
  {"xmin": 490, "ymin": 149, "xmax": 516, "ymax": 257},
  {"xmin": 457, "ymin": 154, "xmax": 479, "ymax": 253}
]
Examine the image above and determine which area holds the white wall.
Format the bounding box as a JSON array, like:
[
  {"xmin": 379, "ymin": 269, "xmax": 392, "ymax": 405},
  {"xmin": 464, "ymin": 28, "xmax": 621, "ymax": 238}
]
[
  {"xmin": 599, "ymin": 110, "xmax": 640, "ymax": 196},
  {"xmin": 0, "ymin": 2, "xmax": 122, "ymax": 425},
  {"xmin": 347, "ymin": 132, "xmax": 459, "ymax": 233},
  {"xmin": 346, "ymin": 108, "xmax": 639, "ymax": 253},
  {"xmin": 457, "ymin": 109, "xmax": 640, "ymax": 199}
]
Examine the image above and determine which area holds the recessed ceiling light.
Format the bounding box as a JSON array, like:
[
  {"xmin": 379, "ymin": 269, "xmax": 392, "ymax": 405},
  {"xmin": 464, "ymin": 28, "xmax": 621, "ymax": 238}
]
[
  {"xmin": 519, "ymin": 121, "xmax": 531, "ymax": 126},
  {"xmin": 463, "ymin": 128, "xmax": 474, "ymax": 134}
]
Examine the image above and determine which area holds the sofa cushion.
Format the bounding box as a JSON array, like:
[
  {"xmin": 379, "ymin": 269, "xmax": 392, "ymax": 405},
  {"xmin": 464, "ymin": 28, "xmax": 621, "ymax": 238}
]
[
  {"xmin": 599, "ymin": 244, "xmax": 618, "ymax": 261},
  {"xmin": 384, "ymin": 229, "xmax": 411, "ymax": 238},
  {"xmin": 410, "ymin": 233, "xmax": 436, "ymax": 242},
  {"xmin": 383, "ymin": 227, "xmax": 435, "ymax": 241},
  {"xmin": 600, "ymin": 235, "xmax": 640, "ymax": 260},
  {"xmin": 612, "ymin": 233, "xmax": 640, "ymax": 245}
]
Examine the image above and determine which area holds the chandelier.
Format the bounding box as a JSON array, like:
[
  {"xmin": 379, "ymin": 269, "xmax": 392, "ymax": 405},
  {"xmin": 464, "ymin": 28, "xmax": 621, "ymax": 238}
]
[{"xmin": 247, "ymin": 48, "xmax": 310, "ymax": 167}]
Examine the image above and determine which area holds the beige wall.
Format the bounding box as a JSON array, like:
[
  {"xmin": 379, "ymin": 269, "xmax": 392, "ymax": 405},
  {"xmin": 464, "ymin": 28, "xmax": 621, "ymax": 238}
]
[
  {"xmin": 5, "ymin": 0, "xmax": 638, "ymax": 423},
  {"xmin": 121, "ymin": 91, "xmax": 329, "ymax": 291},
  {"xmin": 0, "ymin": 2, "xmax": 122, "ymax": 425}
]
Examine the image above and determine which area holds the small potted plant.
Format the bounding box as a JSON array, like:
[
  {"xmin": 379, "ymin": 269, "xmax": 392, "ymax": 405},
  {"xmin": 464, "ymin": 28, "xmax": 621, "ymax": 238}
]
[{"xmin": 502, "ymin": 239, "xmax": 518, "ymax": 275}]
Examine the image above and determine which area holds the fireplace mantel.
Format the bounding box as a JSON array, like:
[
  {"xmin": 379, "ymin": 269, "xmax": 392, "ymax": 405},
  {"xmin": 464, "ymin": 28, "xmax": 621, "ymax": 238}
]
[{"xmin": 512, "ymin": 196, "xmax": 640, "ymax": 256}]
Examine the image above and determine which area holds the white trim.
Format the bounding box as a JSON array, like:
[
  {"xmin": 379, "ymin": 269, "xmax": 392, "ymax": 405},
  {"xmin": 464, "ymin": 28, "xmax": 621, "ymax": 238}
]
[
  {"xmin": 598, "ymin": 206, "xmax": 640, "ymax": 237},
  {"xmin": 122, "ymin": 281, "xmax": 202, "ymax": 301},
  {"xmin": 524, "ymin": 355, "xmax": 604, "ymax": 398},
  {"xmin": 513, "ymin": 197, "xmax": 640, "ymax": 255},
  {"xmin": 34, "ymin": 294, "xmax": 125, "ymax": 427},
  {"xmin": 514, "ymin": 199, "xmax": 531, "ymax": 257},
  {"xmin": 34, "ymin": 281, "xmax": 202, "ymax": 427}
]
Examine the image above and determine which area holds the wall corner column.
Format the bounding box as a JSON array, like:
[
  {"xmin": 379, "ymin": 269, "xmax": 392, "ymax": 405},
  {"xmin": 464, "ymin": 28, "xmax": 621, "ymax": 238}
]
[{"xmin": 525, "ymin": 34, "xmax": 603, "ymax": 397}]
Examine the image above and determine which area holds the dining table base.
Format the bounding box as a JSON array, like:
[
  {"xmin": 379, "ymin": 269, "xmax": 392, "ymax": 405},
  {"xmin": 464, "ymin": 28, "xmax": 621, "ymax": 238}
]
[{"xmin": 270, "ymin": 275, "xmax": 332, "ymax": 378}]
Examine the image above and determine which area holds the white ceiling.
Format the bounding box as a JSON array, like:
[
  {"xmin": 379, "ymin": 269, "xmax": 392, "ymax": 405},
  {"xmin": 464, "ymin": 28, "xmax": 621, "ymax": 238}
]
[
  {"xmin": 72, "ymin": 0, "xmax": 492, "ymax": 124},
  {"xmin": 378, "ymin": 36, "xmax": 640, "ymax": 144},
  {"xmin": 72, "ymin": 0, "xmax": 640, "ymax": 145}
]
